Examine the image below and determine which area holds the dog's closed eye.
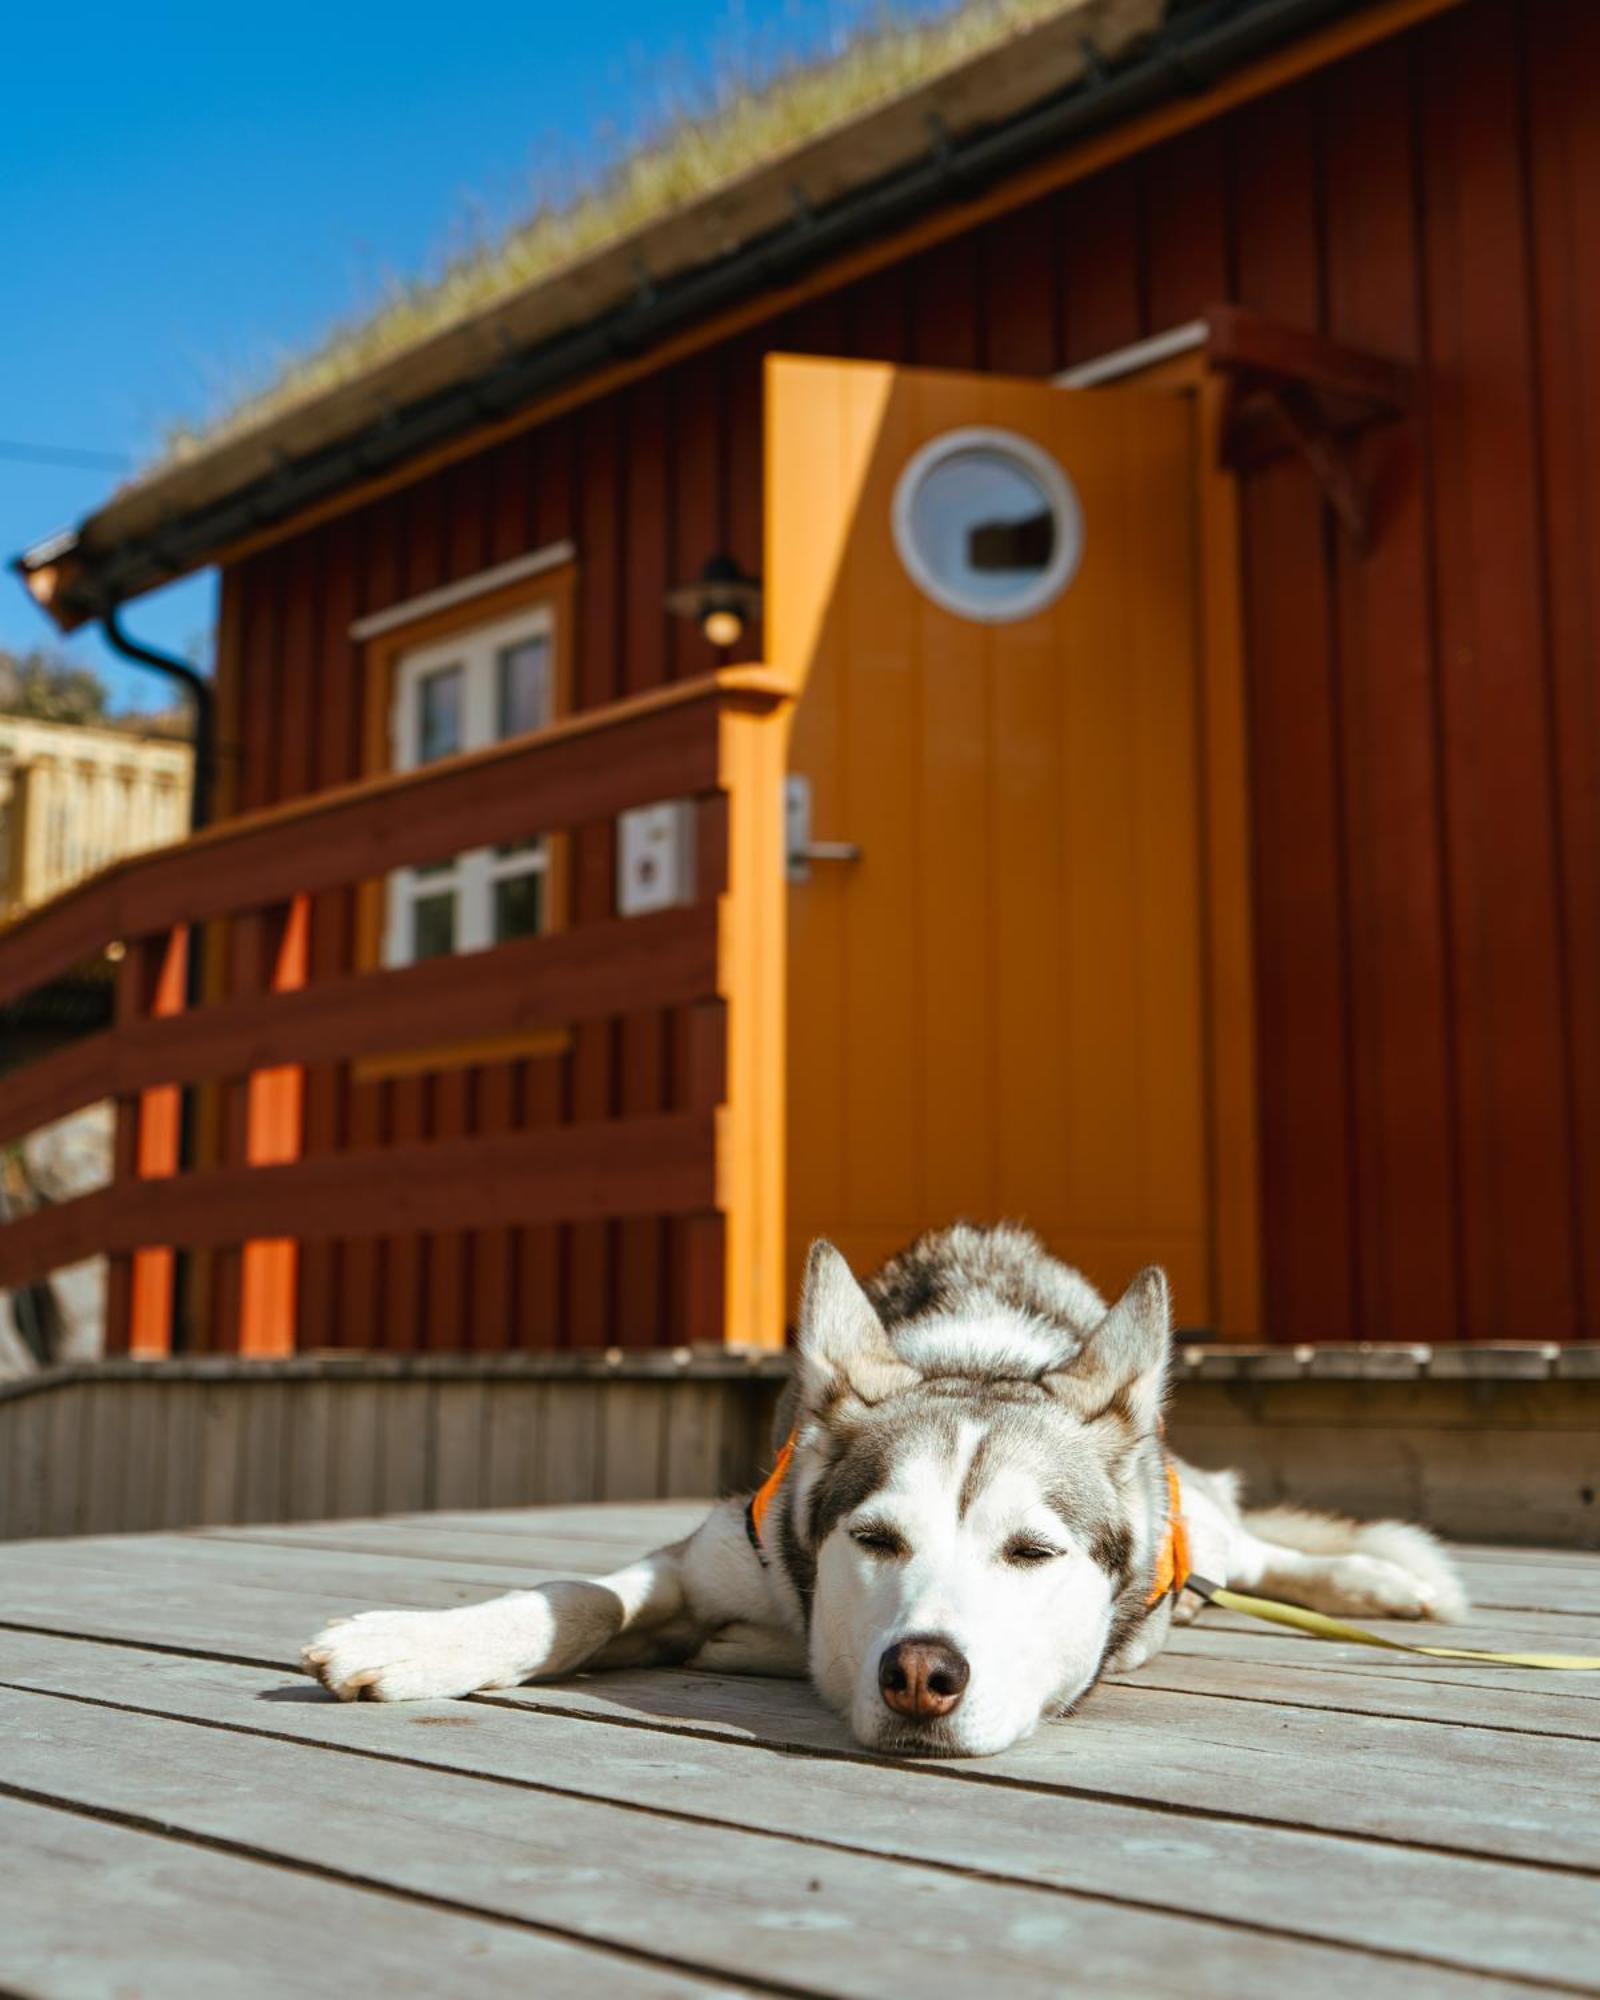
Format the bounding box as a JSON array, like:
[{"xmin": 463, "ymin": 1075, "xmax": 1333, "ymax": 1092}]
[
  {"xmin": 1002, "ymin": 1537, "xmax": 1064, "ymax": 1568},
  {"xmin": 850, "ymin": 1522, "xmax": 909, "ymax": 1559}
]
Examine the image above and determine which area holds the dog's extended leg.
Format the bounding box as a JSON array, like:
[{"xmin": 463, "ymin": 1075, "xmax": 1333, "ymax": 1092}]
[
  {"xmin": 1165, "ymin": 1468, "xmax": 1468, "ymax": 1631},
  {"xmin": 303, "ymin": 1540, "xmax": 703, "ymax": 1701},
  {"xmin": 1228, "ymin": 1507, "xmax": 1468, "ymax": 1623}
]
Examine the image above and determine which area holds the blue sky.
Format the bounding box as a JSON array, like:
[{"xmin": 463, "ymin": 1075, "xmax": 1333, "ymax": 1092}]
[{"xmin": 0, "ymin": 0, "xmax": 917, "ymax": 709}]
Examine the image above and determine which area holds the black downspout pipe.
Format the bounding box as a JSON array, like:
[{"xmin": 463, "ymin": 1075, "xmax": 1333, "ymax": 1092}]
[
  {"xmin": 100, "ymin": 608, "xmax": 214, "ymax": 832},
  {"xmin": 99, "ymin": 608, "xmax": 216, "ymax": 1353}
]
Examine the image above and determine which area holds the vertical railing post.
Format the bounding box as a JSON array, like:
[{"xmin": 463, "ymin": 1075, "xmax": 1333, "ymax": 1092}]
[{"xmin": 714, "ymin": 687, "xmax": 792, "ymax": 1350}]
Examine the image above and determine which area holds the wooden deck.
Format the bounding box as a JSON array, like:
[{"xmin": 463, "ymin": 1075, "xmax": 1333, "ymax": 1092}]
[{"xmin": 3, "ymin": 1504, "xmax": 1598, "ymax": 1997}]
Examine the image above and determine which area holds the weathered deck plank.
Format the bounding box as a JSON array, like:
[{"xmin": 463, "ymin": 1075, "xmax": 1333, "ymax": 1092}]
[
  {"xmin": 9, "ymin": 1527, "xmax": 1600, "ymax": 1684},
  {"xmin": 2, "ymin": 1631, "xmax": 1595, "ymax": 1991},
  {"xmin": 11, "ymin": 1681, "xmax": 1524, "ymax": 2000},
  {"xmin": 1, "ymin": 1502, "xmax": 1595, "ymax": 1998},
  {"xmin": 192, "ymin": 1510, "xmax": 1600, "ymax": 1609},
  {"xmin": 0, "ymin": 1796, "xmax": 735, "ymax": 1998}
]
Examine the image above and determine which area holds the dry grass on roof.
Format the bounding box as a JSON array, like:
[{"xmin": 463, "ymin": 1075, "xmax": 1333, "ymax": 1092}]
[{"xmin": 157, "ymin": 0, "xmax": 1083, "ymax": 469}]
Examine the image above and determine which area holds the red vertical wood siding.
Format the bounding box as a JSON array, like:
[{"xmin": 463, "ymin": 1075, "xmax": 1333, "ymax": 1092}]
[
  {"xmin": 1525, "ymin": 0, "xmax": 1600, "ymax": 1336},
  {"xmin": 215, "ymin": 0, "xmax": 1598, "ymax": 1346},
  {"xmin": 1232, "ymin": 82, "xmax": 1361, "ymax": 1343}
]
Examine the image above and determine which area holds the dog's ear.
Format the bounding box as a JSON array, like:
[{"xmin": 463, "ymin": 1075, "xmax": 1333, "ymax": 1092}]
[
  {"xmin": 1043, "ymin": 1266, "xmax": 1170, "ymax": 1438},
  {"xmin": 797, "ymin": 1239, "xmax": 916, "ymax": 1412}
]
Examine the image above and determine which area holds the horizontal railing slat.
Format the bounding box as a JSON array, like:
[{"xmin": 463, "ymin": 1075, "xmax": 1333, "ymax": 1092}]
[
  {"xmin": 0, "ymin": 670, "xmax": 782, "ymax": 1005},
  {"xmin": 0, "ymin": 1187, "xmax": 118, "ymax": 1290},
  {"xmin": 0, "ymin": 1111, "xmax": 720, "ymax": 1288},
  {"xmin": 0, "ymin": 906, "xmax": 720, "ymax": 1148},
  {"xmin": 0, "ymin": 1034, "xmax": 117, "ymax": 1151},
  {"xmin": 131, "ymin": 698, "xmax": 717, "ymax": 940}
]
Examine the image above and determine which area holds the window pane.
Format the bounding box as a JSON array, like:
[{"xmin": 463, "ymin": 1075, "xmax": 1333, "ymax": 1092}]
[
  {"xmin": 493, "ymin": 870, "xmax": 544, "ymax": 943},
  {"xmin": 496, "ymin": 635, "xmax": 551, "ymax": 741},
  {"xmin": 411, "ymin": 890, "xmax": 457, "ymax": 960},
  {"xmin": 418, "ymin": 665, "xmax": 465, "ymax": 763},
  {"xmin": 907, "ymin": 450, "xmax": 1055, "ymax": 605}
]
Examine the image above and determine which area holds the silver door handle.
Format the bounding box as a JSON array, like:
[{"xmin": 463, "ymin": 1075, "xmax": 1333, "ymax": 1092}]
[{"xmin": 785, "ymin": 776, "xmax": 861, "ymax": 883}]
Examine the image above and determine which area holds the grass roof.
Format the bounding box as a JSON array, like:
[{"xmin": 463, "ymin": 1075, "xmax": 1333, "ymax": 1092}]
[{"xmin": 159, "ymin": 0, "xmax": 1091, "ymax": 466}]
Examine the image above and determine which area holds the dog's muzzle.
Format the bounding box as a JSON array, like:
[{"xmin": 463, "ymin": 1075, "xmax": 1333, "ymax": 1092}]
[{"xmin": 877, "ymin": 1635, "xmax": 970, "ymax": 1721}]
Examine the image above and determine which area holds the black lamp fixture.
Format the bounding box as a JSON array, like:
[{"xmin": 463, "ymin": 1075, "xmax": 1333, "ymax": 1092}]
[{"xmin": 666, "ymin": 552, "xmax": 762, "ymax": 651}]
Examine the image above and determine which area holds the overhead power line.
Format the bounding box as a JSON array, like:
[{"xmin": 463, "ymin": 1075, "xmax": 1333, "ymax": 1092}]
[{"xmin": 0, "ymin": 438, "xmax": 132, "ymax": 472}]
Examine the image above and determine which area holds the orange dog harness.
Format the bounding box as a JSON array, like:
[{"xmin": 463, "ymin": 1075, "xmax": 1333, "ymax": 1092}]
[
  {"xmin": 1147, "ymin": 1460, "xmax": 1191, "ymax": 1607},
  {"xmin": 748, "ymin": 1431, "xmax": 1190, "ymax": 1610},
  {"xmin": 744, "ymin": 1431, "xmax": 795, "ymax": 1562}
]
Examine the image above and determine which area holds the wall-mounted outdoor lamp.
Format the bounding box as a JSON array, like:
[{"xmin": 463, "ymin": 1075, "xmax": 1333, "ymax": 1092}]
[{"xmin": 666, "ymin": 553, "xmax": 762, "ymax": 651}]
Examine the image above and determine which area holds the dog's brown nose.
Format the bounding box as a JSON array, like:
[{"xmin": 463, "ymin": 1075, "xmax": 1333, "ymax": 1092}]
[{"xmin": 878, "ymin": 1636, "xmax": 970, "ymax": 1720}]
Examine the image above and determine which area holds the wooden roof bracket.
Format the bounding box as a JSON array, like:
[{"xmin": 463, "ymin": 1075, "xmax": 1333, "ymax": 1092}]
[{"xmin": 1202, "ymin": 303, "xmax": 1414, "ymax": 552}]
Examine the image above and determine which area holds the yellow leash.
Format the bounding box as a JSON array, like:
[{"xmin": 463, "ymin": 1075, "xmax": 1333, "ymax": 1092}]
[{"xmin": 1185, "ymin": 1575, "xmax": 1600, "ymax": 1671}]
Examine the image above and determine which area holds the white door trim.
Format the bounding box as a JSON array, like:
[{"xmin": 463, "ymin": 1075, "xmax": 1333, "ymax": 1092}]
[{"xmin": 1052, "ymin": 321, "xmax": 1207, "ymax": 389}]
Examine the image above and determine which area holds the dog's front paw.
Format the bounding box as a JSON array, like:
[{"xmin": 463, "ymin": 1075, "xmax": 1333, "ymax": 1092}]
[{"xmin": 301, "ymin": 1605, "xmax": 534, "ymax": 1702}]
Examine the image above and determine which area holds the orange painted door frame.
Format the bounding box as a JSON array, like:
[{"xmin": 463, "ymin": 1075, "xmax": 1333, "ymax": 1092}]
[{"xmin": 767, "ymin": 353, "xmax": 1257, "ymax": 1333}]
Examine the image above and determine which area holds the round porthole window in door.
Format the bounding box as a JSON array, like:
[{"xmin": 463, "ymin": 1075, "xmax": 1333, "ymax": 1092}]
[{"xmin": 891, "ymin": 426, "xmax": 1084, "ymax": 622}]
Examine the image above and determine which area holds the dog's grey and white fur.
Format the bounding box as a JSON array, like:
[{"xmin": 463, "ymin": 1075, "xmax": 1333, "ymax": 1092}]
[{"xmin": 304, "ymin": 1225, "xmax": 1466, "ymax": 1756}]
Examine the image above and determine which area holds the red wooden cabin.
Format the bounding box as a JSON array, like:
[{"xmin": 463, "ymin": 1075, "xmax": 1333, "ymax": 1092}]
[{"xmin": 7, "ymin": 0, "xmax": 1597, "ymax": 1361}]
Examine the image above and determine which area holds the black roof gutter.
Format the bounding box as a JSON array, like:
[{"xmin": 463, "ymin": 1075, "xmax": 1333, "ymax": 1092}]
[{"xmin": 17, "ymin": 0, "xmax": 1374, "ymax": 625}]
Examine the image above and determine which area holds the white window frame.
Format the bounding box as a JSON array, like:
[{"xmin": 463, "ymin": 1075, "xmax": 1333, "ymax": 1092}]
[
  {"xmin": 890, "ymin": 425, "xmax": 1085, "ymax": 625},
  {"xmin": 383, "ymin": 601, "xmax": 557, "ymax": 967}
]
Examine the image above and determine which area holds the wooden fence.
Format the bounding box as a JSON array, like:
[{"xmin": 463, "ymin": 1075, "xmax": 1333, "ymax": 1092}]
[
  {"xmin": 0, "ymin": 667, "xmax": 792, "ymax": 1356},
  {"xmin": 2, "ymin": 1346, "xmax": 1595, "ymax": 1545}
]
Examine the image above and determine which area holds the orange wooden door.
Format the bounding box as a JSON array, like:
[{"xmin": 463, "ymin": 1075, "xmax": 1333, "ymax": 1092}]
[{"xmin": 766, "ymin": 354, "xmax": 1214, "ymax": 1326}]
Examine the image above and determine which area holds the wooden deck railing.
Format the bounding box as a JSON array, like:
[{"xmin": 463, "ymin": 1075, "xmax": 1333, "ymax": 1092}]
[{"xmin": 0, "ymin": 667, "xmax": 792, "ymax": 1354}]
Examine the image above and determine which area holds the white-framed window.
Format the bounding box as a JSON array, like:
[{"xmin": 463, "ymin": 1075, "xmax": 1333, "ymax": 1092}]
[
  {"xmin": 891, "ymin": 425, "xmax": 1084, "ymax": 624},
  {"xmin": 384, "ymin": 602, "xmax": 558, "ymax": 966}
]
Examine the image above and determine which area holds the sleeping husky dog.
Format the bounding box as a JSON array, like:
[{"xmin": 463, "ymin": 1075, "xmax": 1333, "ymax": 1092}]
[{"xmin": 304, "ymin": 1225, "xmax": 1466, "ymax": 1756}]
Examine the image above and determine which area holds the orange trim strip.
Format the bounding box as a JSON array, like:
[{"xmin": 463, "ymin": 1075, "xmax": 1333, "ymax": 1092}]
[
  {"xmin": 238, "ymin": 895, "xmax": 309, "ymax": 1356},
  {"xmin": 127, "ymin": 925, "xmax": 189, "ymax": 1358}
]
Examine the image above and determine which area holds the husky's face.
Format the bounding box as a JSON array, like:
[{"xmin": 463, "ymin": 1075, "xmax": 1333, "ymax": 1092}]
[{"xmin": 787, "ymin": 1243, "xmax": 1170, "ymax": 1759}]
